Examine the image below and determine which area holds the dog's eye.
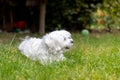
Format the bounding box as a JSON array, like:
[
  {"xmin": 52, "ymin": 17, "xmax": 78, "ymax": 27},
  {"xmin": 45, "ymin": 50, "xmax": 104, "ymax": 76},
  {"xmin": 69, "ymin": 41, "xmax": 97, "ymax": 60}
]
[
  {"xmin": 64, "ymin": 38, "xmax": 66, "ymax": 41},
  {"xmin": 68, "ymin": 37, "xmax": 71, "ymax": 39}
]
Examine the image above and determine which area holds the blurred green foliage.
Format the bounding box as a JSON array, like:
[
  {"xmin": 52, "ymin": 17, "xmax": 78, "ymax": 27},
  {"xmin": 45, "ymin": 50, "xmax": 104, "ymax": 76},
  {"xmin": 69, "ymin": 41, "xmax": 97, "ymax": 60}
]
[
  {"xmin": 103, "ymin": 0, "xmax": 120, "ymax": 29},
  {"xmin": 46, "ymin": 0, "xmax": 102, "ymax": 31},
  {"xmin": 90, "ymin": 0, "xmax": 120, "ymax": 31}
]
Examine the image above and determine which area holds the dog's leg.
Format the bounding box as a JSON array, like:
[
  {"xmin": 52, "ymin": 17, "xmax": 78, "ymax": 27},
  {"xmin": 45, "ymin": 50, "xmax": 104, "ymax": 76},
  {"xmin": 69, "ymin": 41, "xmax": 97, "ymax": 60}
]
[{"xmin": 55, "ymin": 53, "xmax": 66, "ymax": 62}]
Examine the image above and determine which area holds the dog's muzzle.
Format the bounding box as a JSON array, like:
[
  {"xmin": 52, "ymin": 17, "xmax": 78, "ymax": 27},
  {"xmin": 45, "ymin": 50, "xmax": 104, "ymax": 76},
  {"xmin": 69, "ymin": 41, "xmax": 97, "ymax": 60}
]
[
  {"xmin": 71, "ymin": 41, "xmax": 73, "ymax": 43},
  {"xmin": 65, "ymin": 47, "xmax": 70, "ymax": 49}
]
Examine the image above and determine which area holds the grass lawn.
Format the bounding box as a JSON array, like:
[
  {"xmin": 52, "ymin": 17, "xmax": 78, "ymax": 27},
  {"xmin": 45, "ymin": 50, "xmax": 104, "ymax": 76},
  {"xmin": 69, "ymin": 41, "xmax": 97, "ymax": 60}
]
[{"xmin": 1, "ymin": 33, "xmax": 120, "ymax": 80}]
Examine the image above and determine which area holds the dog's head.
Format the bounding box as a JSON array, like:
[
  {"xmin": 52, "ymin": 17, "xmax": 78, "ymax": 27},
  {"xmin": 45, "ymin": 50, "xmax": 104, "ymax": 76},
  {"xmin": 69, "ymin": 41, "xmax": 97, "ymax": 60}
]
[
  {"xmin": 43, "ymin": 30, "xmax": 73, "ymax": 53},
  {"xmin": 58, "ymin": 30, "xmax": 73, "ymax": 49}
]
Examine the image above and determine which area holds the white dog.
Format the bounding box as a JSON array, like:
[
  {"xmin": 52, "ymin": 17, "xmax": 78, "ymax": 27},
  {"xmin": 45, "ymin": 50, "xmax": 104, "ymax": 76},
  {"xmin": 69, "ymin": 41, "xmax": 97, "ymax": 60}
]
[{"xmin": 18, "ymin": 30, "xmax": 73, "ymax": 65}]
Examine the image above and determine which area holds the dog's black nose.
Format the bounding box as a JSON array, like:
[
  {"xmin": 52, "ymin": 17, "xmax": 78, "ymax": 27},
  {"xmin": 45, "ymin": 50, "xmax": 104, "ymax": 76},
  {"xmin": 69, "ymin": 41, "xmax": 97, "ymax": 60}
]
[{"xmin": 71, "ymin": 41, "xmax": 73, "ymax": 43}]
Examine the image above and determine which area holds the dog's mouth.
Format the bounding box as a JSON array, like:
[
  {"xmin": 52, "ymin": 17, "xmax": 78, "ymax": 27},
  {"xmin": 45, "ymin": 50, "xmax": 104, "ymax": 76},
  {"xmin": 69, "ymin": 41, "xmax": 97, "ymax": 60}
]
[{"xmin": 65, "ymin": 47, "xmax": 70, "ymax": 49}]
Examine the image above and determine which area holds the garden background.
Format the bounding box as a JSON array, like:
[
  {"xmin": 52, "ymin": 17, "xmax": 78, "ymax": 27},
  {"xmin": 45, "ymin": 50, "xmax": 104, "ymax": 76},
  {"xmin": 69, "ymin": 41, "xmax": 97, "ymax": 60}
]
[{"xmin": 0, "ymin": 0, "xmax": 120, "ymax": 34}]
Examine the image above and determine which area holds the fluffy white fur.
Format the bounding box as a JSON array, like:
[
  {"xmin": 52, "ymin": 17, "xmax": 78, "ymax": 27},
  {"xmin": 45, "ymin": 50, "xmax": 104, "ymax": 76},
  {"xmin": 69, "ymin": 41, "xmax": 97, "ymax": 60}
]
[{"xmin": 18, "ymin": 30, "xmax": 73, "ymax": 65}]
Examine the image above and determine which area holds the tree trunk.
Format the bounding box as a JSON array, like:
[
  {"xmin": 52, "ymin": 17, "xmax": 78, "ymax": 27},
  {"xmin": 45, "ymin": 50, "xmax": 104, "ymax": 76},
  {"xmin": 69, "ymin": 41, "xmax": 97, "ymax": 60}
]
[{"xmin": 39, "ymin": 0, "xmax": 46, "ymax": 34}]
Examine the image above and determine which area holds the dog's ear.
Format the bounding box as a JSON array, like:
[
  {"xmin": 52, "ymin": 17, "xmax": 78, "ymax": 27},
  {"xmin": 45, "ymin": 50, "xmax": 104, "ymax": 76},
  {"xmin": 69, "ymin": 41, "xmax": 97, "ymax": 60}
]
[
  {"xmin": 44, "ymin": 36, "xmax": 62, "ymax": 54},
  {"xmin": 44, "ymin": 36, "xmax": 54, "ymax": 48}
]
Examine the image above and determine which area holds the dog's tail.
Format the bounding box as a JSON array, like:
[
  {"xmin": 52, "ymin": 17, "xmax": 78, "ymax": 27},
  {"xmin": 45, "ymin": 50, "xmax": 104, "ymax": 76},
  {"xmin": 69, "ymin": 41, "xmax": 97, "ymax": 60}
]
[
  {"xmin": 19, "ymin": 36, "xmax": 31, "ymax": 41},
  {"xmin": 25, "ymin": 36, "xmax": 30, "ymax": 39}
]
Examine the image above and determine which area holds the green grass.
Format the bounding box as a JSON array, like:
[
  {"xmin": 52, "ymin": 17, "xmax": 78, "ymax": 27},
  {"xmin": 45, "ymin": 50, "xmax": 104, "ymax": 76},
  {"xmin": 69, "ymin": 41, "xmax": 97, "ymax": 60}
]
[{"xmin": 1, "ymin": 33, "xmax": 120, "ymax": 80}]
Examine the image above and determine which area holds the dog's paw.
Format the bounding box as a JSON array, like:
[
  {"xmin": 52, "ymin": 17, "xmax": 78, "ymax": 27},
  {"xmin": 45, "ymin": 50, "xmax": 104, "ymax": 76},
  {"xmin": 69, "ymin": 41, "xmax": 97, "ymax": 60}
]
[
  {"xmin": 61, "ymin": 57, "xmax": 66, "ymax": 61},
  {"xmin": 57, "ymin": 56, "xmax": 66, "ymax": 62}
]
